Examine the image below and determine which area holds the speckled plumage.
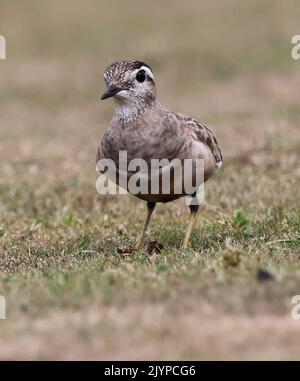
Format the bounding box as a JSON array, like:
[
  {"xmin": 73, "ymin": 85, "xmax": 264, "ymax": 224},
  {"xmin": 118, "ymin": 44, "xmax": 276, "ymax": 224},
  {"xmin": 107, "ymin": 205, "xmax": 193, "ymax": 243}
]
[
  {"xmin": 97, "ymin": 60, "xmax": 222, "ymax": 203},
  {"xmin": 103, "ymin": 60, "xmax": 151, "ymax": 87}
]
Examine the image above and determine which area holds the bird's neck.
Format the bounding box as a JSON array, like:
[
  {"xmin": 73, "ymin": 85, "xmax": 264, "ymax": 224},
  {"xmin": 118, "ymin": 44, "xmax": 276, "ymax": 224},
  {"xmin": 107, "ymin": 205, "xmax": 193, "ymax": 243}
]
[{"xmin": 114, "ymin": 98, "xmax": 161, "ymax": 123}]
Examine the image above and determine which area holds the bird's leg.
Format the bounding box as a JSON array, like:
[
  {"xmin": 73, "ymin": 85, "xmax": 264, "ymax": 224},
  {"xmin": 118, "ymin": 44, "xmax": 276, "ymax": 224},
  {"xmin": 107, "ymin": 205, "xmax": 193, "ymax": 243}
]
[
  {"xmin": 183, "ymin": 204, "xmax": 199, "ymax": 248},
  {"xmin": 135, "ymin": 202, "xmax": 156, "ymax": 250}
]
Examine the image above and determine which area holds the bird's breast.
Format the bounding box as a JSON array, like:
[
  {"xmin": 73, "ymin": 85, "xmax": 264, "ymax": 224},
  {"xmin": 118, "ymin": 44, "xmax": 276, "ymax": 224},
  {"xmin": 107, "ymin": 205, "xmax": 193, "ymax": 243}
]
[{"xmin": 101, "ymin": 119, "xmax": 185, "ymax": 165}]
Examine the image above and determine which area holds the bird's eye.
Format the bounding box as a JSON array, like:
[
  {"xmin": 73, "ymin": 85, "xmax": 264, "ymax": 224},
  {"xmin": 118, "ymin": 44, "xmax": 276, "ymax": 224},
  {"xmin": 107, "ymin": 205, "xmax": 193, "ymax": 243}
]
[{"xmin": 136, "ymin": 70, "xmax": 146, "ymax": 83}]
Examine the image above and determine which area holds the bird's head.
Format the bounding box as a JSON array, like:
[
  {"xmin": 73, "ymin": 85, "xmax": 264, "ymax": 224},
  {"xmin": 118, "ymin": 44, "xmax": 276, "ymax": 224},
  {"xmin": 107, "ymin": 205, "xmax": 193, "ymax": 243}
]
[{"xmin": 101, "ymin": 60, "xmax": 156, "ymax": 107}]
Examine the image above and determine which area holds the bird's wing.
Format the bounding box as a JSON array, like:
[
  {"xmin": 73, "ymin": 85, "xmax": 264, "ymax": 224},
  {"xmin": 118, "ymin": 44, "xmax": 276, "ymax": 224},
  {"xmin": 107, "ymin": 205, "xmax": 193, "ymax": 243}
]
[{"xmin": 175, "ymin": 113, "xmax": 223, "ymax": 167}]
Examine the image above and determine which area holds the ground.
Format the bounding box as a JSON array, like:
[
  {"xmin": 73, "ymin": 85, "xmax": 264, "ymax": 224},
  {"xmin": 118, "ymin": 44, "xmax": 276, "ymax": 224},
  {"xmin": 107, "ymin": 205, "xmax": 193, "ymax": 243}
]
[{"xmin": 0, "ymin": 0, "xmax": 299, "ymax": 359}]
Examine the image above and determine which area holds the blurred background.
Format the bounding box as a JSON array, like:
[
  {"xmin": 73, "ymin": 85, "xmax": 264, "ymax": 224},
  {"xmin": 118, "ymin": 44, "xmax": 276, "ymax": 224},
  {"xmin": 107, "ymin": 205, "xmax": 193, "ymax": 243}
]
[
  {"xmin": 0, "ymin": 0, "xmax": 299, "ymax": 359},
  {"xmin": 1, "ymin": 0, "xmax": 300, "ymax": 162}
]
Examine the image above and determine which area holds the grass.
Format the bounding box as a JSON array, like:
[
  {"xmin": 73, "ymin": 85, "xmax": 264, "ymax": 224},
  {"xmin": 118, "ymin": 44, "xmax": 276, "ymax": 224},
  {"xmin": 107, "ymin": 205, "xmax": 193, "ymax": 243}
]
[{"xmin": 0, "ymin": 0, "xmax": 300, "ymax": 359}]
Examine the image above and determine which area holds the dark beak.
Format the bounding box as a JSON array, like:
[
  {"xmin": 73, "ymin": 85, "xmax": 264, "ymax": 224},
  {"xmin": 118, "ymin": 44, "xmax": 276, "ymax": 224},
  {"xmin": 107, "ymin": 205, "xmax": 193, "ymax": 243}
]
[{"xmin": 101, "ymin": 85, "xmax": 122, "ymax": 100}]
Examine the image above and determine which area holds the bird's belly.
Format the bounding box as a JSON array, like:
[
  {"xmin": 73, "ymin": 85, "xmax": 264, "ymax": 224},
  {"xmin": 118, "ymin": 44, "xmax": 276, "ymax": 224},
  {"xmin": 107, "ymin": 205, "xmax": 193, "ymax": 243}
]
[{"xmin": 108, "ymin": 158, "xmax": 205, "ymax": 203}]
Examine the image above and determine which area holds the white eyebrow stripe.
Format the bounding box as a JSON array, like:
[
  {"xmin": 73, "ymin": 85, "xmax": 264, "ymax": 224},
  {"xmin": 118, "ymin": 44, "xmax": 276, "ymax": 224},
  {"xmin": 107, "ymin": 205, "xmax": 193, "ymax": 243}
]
[{"xmin": 132, "ymin": 66, "xmax": 154, "ymax": 81}]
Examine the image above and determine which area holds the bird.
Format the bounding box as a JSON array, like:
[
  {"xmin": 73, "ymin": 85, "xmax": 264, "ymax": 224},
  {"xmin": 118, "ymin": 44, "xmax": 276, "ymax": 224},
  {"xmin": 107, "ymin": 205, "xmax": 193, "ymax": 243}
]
[{"xmin": 97, "ymin": 60, "xmax": 222, "ymax": 250}]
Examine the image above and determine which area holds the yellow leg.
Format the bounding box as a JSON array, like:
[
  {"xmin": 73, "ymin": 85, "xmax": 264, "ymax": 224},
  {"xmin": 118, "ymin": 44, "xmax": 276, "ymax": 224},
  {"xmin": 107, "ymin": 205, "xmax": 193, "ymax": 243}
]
[
  {"xmin": 135, "ymin": 202, "xmax": 156, "ymax": 250},
  {"xmin": 183, "ymin": 205, "xmax": 199, "ymax": 248}
]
